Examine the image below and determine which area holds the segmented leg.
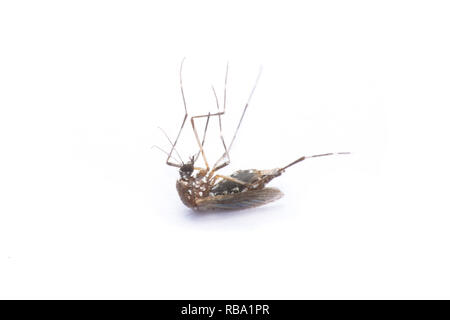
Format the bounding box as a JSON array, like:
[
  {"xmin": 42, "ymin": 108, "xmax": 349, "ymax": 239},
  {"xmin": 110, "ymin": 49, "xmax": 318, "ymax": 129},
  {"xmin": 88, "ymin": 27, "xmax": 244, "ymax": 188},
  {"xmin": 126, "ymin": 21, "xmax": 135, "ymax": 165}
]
[
  {"xmin": 190, "ymin": 111, "xmax": 227, "ymax": 171},
  {"xmin": 211, "ymin": 63, "xmax": 231, "ymax": 171},
  {"xmin": 193, "ymin": 64, "xmax": 231, "ymax": 175},
  {"xmin": 165, "ymin": 60, "xmax": 231, "ymax": 172},
  {"xmin": 166, "ymin": 58, "xmax": 188, "ymax": 168},
  {"xmin": 281, "ymin": 152, "xmax": 351, "ymax": 171},
  {"xmin": 157, "ymin": 127, "xmax": 184, "ymax": 165},
  {"xmin": 193, "ymin": 112, "xmax": 211, "ymax": 163},
  {"xmin": 151, "ymin": 145, "xmax": 182, "ymax": 166},
  {"xmin": 212, "ymin": 66, "xmax": 263, "ymax": 172},
  {"xmin": 193, "ymin": 85, "xmax": 229, "ymax": 164},
  {"xmin": 210, "ymin": 174, "xmax": 248, "ymax": 186}
]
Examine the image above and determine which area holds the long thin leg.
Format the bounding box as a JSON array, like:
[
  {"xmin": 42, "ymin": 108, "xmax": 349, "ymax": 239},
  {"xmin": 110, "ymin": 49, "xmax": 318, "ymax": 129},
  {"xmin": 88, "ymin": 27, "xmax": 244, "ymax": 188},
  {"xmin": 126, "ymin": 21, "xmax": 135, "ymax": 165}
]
[
  {"xmin": 187, "ymin": 64, "xmax": 231, "ymax": 175},
  {"xmin": 190, "ymin": 111, "xmax": 227, "ymax": 171},
  {"xmin": 193, "ymin": 66, "xmax": 231, "ymax": 173},
  {"xmin": 210, "ymin": 174, "xmax": 248, "ymax": 186},
  {"xmin": 193, "ymin": 83, "xmax": 230, "ymax": 163},
  {"xmin": 281, "ymin": 152, "xmax": 351, "ymax": 171},
  {"xmin": 223, "ymin": 62, "xmax": 228, "ymax": 115},
  {"xmin": 194, "ymin": 112, "xmax": 211, "ymax": 162},
  {"xmin": 158, "ymin": 126, "xmax": 184, "ymax": 165},
  {"xmin": 211, "ymin": 62, "xmax": 230, "ymax": 171},
  {"xmin": 151, "ymin": 145, "xmax": 182, "ymax": 165},
  {"xmin": 211, "ymin": 85, "xmax": 230, "ymax": 164},
  {"xmin": 192, "ymin": 65, "xmax": 231, "ymax": 168},
  {"xmin": 210, "ymin": 63, "xmax": 231, "ymax": 171},
  {"xmin": 225, "ymin": 152, "xmax": 351, "ymax": 191},
  {"xmin": 213, "ymin": 66, "xmax": 263, "ymax": 171},
  {"xmin": 166, "ymin": 58, "xmax": 188, "ymax": 168}
]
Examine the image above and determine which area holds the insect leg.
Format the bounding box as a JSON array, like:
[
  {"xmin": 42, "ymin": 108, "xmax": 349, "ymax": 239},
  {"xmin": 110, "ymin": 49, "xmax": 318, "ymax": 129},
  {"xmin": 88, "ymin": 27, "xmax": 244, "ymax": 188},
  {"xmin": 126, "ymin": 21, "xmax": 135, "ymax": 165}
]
[
  {"xmin": 211, "ymin": 174, "xmax": 248, "ymax": 186},
  {"xmin": 193, "ymin": 111, "xmax": 211, "ymax": 162},
  {"xmin": 166, "ymin": 58, "xmax": 189, "ymax": 168},
  {"xmin": 151, "ymin": 145, "xmax": 182, "ymax": 165},
  {"xmin": 213, "ymin": 66, "xmax": 263, "ymax": 171},
  {"xmin": 157, "ymin": 127, "xmax": 184, "ymax": 164},
  {"xmin": 193, "ymin": 65, "xmax": 232, "ymax": 176},
  {"xmin": 211, "ymin": 85, "xmax": 230, "ymax": 166},
  {"xmin": 190, "ymin": 111, "xmax": 226, "ymax": 171},
  {"xmin": 210, "ymin": 63, "xmax": 232, "ymax": 172},
  {"xmin": 281, "ymin": 152, "xmax": 351, "ymax": 171},
  {"xmin": 190, "ymin": 64, "xmax": 231, "ymax": 170},
  {"xmin": 193, "ymin": 83, "xmax": 229, "ymax": 164}
]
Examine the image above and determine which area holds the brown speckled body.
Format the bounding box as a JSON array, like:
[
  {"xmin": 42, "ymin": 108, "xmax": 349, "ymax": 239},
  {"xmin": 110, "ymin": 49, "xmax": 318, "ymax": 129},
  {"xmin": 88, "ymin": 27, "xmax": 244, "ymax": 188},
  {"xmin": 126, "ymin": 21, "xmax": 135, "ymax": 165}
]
[
  {"xmin": 176, "ymin": 174, "xmax": 212, "ymax": 209},
  {"xmin": 176, "ymin": 168, "xmax": 285, "ymax": 210}
]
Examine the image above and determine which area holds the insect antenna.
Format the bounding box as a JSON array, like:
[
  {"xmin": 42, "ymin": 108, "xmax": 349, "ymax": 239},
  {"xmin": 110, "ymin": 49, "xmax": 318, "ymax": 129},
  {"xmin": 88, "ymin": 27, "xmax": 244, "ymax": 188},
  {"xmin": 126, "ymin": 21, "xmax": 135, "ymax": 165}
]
[{"xmin": 281, "ymin": 152, "xmax": 351, "ymax": 171}]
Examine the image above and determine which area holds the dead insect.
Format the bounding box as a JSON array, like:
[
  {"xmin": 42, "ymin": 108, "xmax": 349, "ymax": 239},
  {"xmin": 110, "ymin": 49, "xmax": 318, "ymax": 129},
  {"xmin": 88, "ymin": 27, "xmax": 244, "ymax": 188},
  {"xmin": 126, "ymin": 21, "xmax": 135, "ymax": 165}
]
[{"xmin": 154, "ymin": 60, "xmax": 349, "ymax": 211}]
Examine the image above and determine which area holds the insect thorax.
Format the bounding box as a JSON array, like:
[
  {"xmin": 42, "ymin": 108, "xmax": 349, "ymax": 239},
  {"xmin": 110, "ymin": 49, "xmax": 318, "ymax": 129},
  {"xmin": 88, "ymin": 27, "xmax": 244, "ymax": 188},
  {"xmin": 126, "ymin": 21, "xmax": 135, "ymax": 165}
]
[{"xmin": 176, "ymin": 175, "xmax": 211, "ymax": 209}]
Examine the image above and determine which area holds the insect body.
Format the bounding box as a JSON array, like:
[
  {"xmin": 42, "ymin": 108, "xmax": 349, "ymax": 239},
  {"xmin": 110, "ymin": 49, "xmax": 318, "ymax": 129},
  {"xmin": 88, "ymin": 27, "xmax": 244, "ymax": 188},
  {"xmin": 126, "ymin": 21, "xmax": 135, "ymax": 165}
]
[
  {"xmin": 176, "ymin": 165, "xmax": 284, "ymax": 211},
  {"xmin": 155, "ymin": 60, "xmax": 349, "ymax": 211},
  {"xmin": 174, "ymin": 153, "xmax": 347, "ymax": 211}
]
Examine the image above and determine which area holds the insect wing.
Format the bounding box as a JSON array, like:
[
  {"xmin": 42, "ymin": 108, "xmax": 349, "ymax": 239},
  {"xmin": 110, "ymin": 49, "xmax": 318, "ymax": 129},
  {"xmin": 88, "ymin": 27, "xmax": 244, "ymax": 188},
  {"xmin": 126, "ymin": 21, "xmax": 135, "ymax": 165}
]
[{"xmin": 196, "ymin": 187, "xmax": 284, "ymax": 211}]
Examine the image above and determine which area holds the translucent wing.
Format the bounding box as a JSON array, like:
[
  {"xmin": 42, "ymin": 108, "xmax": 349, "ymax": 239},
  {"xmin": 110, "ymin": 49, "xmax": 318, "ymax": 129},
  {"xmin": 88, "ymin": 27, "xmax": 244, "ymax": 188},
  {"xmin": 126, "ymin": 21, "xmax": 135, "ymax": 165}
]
[{"xmin": 196, "ymin": 187, "xmax": 284, "ymax": 211}]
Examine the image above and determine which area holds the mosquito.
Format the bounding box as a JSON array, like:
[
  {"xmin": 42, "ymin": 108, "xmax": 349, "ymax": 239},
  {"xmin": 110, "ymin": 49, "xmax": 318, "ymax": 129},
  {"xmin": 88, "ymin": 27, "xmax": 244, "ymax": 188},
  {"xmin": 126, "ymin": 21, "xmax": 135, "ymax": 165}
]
[{"xmin": 155, "ymin": 60, "xmax": 349, "ymax": 211}]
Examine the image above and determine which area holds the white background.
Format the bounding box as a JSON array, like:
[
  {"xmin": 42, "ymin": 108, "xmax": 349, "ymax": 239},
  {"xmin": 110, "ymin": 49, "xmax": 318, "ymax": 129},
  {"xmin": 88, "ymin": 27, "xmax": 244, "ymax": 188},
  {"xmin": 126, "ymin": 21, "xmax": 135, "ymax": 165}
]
[{"xmin": 1, "ymin": 1, "xmax": 449, "ymax": 299}]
